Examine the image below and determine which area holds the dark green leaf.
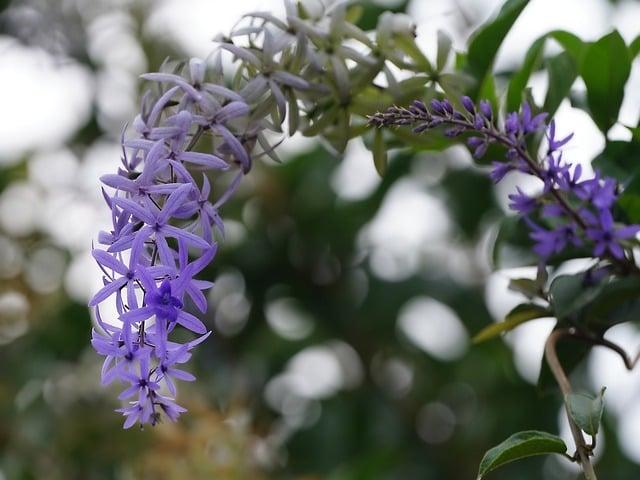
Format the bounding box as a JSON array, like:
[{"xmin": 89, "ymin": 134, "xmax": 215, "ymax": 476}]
[
  {"xmin": 566, "ymin": 388, "xmax": 606, "ymax": 436},
  {"xmin": 508, "ymin": 278, "xmax": 540, "ymax": 299},
  {"xmin": 466, "ymin": 0, "xmax": 530, "ymax": 98},
  {"xmin": 507, "ymin": 30, "xmax": 583, "ymax": 112},
  {"xmin": 473, "ymin": 303, "xmax": 551, "ymax": 343},
  {"xmin": 506, "ymin": 36, "xmax": 545, "ymax": 112},
  {"xmin": 592, "ymin": 140, "xmax": 640, "ymax": 184},
  {"xmin": 477, "ymin": 430, "xmax": 567, "ymax": 479},
  {"xmin": 580, "ymin": 30, "xmax": 631, "ymax": 132},
  {"xmin": 584, "ymin": 277, "xmax": 640, "ymax": 332},
  {"xmin": 543, "ymin": 51, "xmax": 578, "ymax": 117},
  {"xmin": 549, "ymin": 273, "xmax": 603, "ymax": 320},
  {"xmin": 630, "ymin": 34, "xmax": 640, "ymax": 58}
]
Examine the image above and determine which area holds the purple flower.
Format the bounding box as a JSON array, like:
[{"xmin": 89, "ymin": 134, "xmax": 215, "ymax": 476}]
[
  {"xmin": 540, "ymin": 153, "xmax": 569, "ymax": 192},
  {"xmin": 490, "ymin": 161, "xmax": 514, "ymax": 183},
  {"xmin": 519, "ymin": 102, "xmax": 547, "ymax": 134},
  {"xmin": 508, "ymin": 188, "xmax": 537, "ymax": 214},
  {"xmin": 576, "ymin": 173, "xmax": 617, "ymax": 210},
  {"xmin": 586, "ymin": 210, "xmax": 640, "ymax": 259},
  {"xmin": 526, "ymin": 218, "xmax": 581, "ymax": 258},
  {"xmin": 91, "ymin": 56, "xmax": 252, "ymax": 428},
  {"xmin": 546, "ymin": 120, "xmax": 574, "ymax": 154}
]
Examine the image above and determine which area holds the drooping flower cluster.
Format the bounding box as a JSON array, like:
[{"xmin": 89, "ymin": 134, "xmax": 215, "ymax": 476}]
[
  {"xmin": 90, "ymin": 57, "xmax": 253, "ymax": 428},
  {"xmin": 370, "ymin": 98, "xmax": 640, "ymax": 268},
  {"xmin": 91, "ymin": 2, "xmax": 430, "ymax": 428}
]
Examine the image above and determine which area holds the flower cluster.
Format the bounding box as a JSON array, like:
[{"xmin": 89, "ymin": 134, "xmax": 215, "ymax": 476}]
[
  {"xmin": 90, "ymin": 57, "xmax": 253, "ymax": 428},
  {"xmin": 91, "ymin": 1, "xmax": 430, "ymax": 428},
  {"xmin": 370, "ymin": 98, "xmax": 640, "ymax": 267}
]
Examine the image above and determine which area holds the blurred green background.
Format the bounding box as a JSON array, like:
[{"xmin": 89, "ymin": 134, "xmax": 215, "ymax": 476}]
[{"xmin": 2, "ymin": 0, "xmax": 640, "ymax": 478}]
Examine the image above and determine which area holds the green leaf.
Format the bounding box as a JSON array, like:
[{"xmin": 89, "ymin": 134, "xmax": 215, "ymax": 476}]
[
  {"xmin": 566, "ymin": 387, "xmax": 606, "ymax": 436},
  {"xmin": 373, "ymin": 128, "xmax": 387, "ymax": 176},
  {"xmin": 619, "ymin": 174, "xmax": 640, "ymax": 223},
  {"xmin": 506, "ymin": 30, "xmax": 583, "ymax": 112},
  {"xmin": 549, "ymin": 273, "xmax": 603, "ymax": 320},
  {"xmin": 580, "ymin": 30, "xmax": 631, "ymax": 133},
  {"xmin": 506, "ymin": 36, "xmax": 545, "ymax": 112},
  {"xmin": 508, "ymin": 278, "xmax": 541, "ymax": 299},
  {"xmin": 592, "ymin": 140, "xmax": 640, "ymax": 183},
  {"xmin": 543, "ymin": 50, "xmax": 578, "ymax": 118},
  {"xmin": 466, "ymin": 0, "xmax": 530, "ymax": 98},
  {"xmin": 630, "ymin": 34, "xmax": 640, "ymax": 58},
  {"xmin": 436, "ymin": 30, "xmax": 453, "ymax": 71},
  {"xmin": 584, "ymin": 277, "xmax": 640, "ymax": 332},
  {"xmin": 473, "ymin": 303, "xmax": 551, "ymax": 343},
  {"xmin": 477, "ymin": 430, "xmax": 567, "ymax": 479}
]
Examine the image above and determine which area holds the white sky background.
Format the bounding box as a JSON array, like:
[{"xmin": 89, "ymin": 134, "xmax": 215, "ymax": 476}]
[{"xmin": 2, "ymin": 0, "xmax": 640, "ymax": 466}]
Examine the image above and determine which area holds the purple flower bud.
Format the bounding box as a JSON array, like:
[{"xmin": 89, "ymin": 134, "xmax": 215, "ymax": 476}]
[
  {"xmin": 461, "ymin": 96, "xmax": 475, "ymax": 114},
  {"xmin": 479, "ymin": 100, "xmax": 492, "ymax": 120},
  {"xmin": 442, "ymin": 99, "xmax": 454, "ymax": 115},
  {"xmin": 430, "ymin": 99, "xmax": 446, "ymax": 115}
]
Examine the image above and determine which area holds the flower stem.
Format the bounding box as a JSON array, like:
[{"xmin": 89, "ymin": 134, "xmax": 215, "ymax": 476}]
[{"xmin": 544, "ymin": 329, "xmax": 598, "ymax": 480}]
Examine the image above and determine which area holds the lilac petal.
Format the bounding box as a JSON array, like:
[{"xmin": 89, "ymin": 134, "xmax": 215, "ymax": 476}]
[
  {"xmin": 158, "ymin": 183, "xmax": 193, "ymax": 223},
  {"xmin": 177, "ymin": 151, "xmax": 229, "ymax": 170},
  {"xmin": 201, "ymin": 174, "xmax": 211, "ymax": 198},
  {"xmin": 239, "ymin": 76, "xmax": 269, "ymax": 102},
  {"xmin": 118, "ymin": 384, "xmax": 141, "ymax": 400},
  {"xmin": 213, "ymin": 171, "xmax": 243, "ymax": 208},
  {"xmin": 202, "ymin": 83, "xmax": 244, "ymax": 102},
  {"xmin": 167, "ymin": 159, "xmax": 197, "ymax": 186},
  {"xmin": 122, "ymin": 412, "xmax": 139, "ymax": 430},
  {"xmin": 123, "ymin": 138, "xmax": 155, "ymax": 151},
  {"xmin": 156, "ymin": 234, "xmax": 176, "ymax": 269},
  {"xmin": 272, "ymin": 70, "xmax": 310, "ymax": 90},
  {"xmin": 609, "ymin": 242, "xmax": 624, "ymax": 259},
  {"xmin": 92, "ymin": 249, "xmax": 128, "ymax": 276},
  {"xmin": 188, "ymin": 330, "xmax": 212, "ymax": 349},
  {"xmin": 129, "ymin": 226, "xmax": 152, "ymax": 267},
  {"xmin": 187, "ymin": 286, "xmax": 208, "ymax": 313},
  {"xmin": 126, "ymin": 282, "xmax": 138, "ymax": 310},
  {"xmin": 147, "ymin": 85, "xmax": 181, "ymax": 127},
  {"xmin": 594, "ymin": 242, "xmax": 606, "ymax": 257},
  {"xmin": 120, "ymin": 305, "xmax": 155, "ymax": 324},
  {"xmin": 147, "ymin": 126, "xmax": 184, "ymax": 140},
  {"xmin": 141, "ymin": 72, "xmax": 202, "ymax": 101},
  {"xmin": 218, "ymin": 43, "xmax": 261, "ymax": 67},
  {"xmin": 616, "ymin": 225, "xmax": 640, "ymax": 239},
  {"xmin": 214, "ymin": 101, "xmax": 250, "ymax": 123},
  {"xmin": 599, "ymin": 209, "xmax": 614, "ymax": 230},
  {"xmin": 168, "ymin": 368, "xmax": 196, "ymax": 382},
  {"xmin": 111, "ymin": 197, "xmax": 156, "ymax": 225},
  {"xmin": 162, "ymin": 224, "xmax": 210, "ymax": 249},
  {"xmin": 89, "ymin": 277, "xmax": 127, "ymax": 306},
  {"xmin": 268, "ymin": 79, "xmax": 287, "ymax": 123},
  {"xmin": 176, "ymin": 310, "xmax": 207, "ymax": 334},
  {"xmin": 213, "ymin": 125, "xmax": 250, "ymax": 172},
  {"xmin": 146, "ymin": 183, "xmax": 184, "ymax": 195},
  {"xmin": 101, "ymin": 174, "xmax": 137, "ymax": 192}
]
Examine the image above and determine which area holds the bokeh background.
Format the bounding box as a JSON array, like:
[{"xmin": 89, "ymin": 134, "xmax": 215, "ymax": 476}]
[{"xmin": 2, "ymin": 0, "xmax": 640, "ymax": 478}]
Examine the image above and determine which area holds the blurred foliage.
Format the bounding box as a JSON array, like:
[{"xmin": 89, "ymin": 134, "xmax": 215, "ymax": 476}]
[{"xmin": 2, "ymin": 0, "xmax": 640, "ymax": 479}]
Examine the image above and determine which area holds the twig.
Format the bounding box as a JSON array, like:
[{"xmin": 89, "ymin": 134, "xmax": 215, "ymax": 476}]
[{"xmin": 545, "ymin": 329, "xmax": 598, "ymax": 480}]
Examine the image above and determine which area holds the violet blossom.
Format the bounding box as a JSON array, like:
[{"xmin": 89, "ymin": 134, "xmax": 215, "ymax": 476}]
[{"xmin": 369, "ymin": 98, "xmax": 640, "ymax": 267}]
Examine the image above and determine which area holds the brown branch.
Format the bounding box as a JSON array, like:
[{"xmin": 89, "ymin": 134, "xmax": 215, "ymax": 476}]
[{"xmin": 544, "ymin": 329, "xmax": 598, "ymax": 480}]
